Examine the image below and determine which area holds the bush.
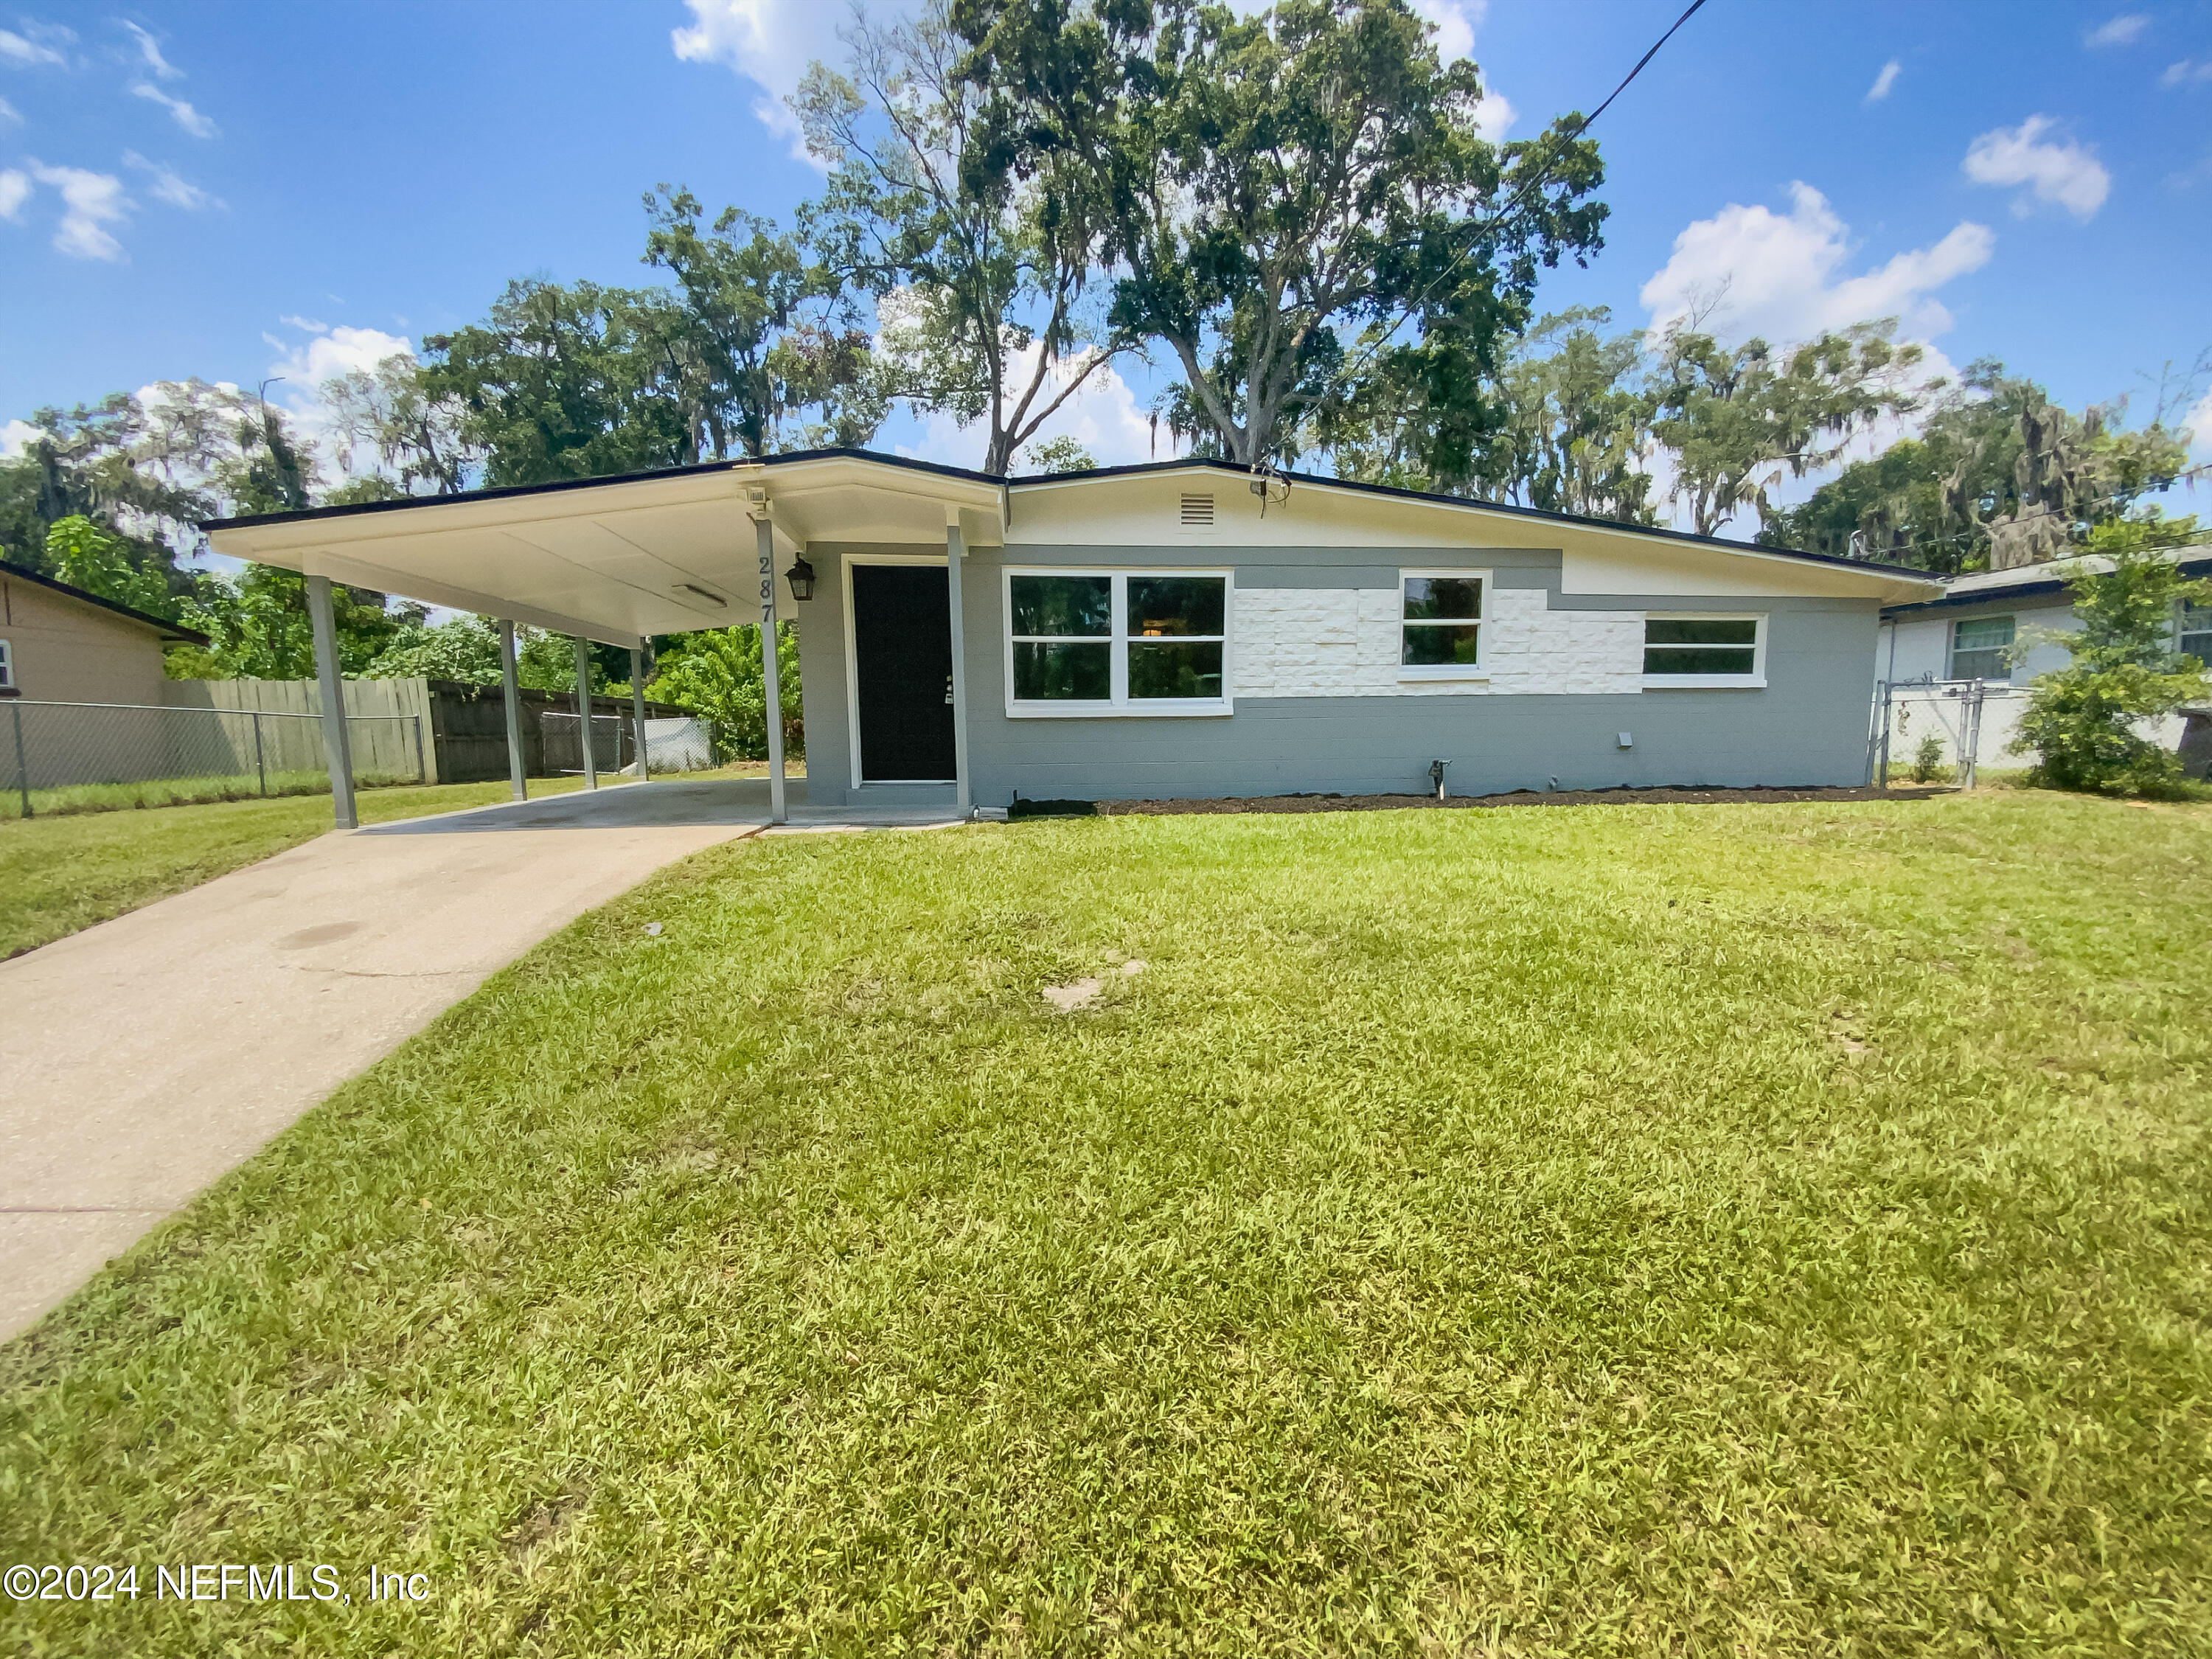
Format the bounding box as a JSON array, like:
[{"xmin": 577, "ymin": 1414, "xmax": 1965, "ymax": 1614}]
[
  {"xmin": 1910, "ymin": 734, "xmax": 1949, "ymax": 784},
  {"xmin": 2011, "ymin": 544, "xmax": 2212, "ymax": 796},
  {"xmin": 650, "ymin": 623, "xmax": 803, "ymax": 761}
]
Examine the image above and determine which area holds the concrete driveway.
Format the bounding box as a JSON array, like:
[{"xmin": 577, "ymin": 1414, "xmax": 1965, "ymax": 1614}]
[{"xmin": 0, "ymin": 784, "xmax": 780, "ymax": 1343}]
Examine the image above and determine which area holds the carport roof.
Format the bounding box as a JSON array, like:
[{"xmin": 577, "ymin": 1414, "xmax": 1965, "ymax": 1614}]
[{"xmin": 204, "ymin": 451, "xmax": 1009, "ymax": 646}]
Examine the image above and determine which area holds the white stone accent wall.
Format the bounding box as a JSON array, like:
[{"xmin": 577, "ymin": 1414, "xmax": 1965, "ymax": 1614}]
[{"xmin": 1231, "ymin": 585, "xmax": 1644, "ymax": 698}]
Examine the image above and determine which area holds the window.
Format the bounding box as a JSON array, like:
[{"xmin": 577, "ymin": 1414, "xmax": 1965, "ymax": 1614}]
[
  {"xmin": 2179, "ymin": 602, "xmax": 2212, "ymax": 667},
  {"xmin": 1950, "ymin": 615, "xmax": 2014, "ymax": 681},
  {"xmin": 1006, "ymin": 570, "xmax": 1229, "ymax": 714},
  {"xmin": 0, "ymin": 638, "xmax": 12, "ymax": 693},
  {"xmin": 1400, "ymin": 572, "xmax": 1486, "ymax": 677},
  {"xmin": 1642, "ymin": 615, "xmax": 1765, "ymax": 686}
]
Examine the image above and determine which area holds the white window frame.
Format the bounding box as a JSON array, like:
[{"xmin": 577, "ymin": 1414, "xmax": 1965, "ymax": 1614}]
[
  {"xmin": 1948, "ymin": 613, "xmax": 2015, "ymax": 682},
  {"xmin": 1003, "ymin": 566, "xmax": 1234, "ymax": 718},
  {"xmin": 1398, "ymin": 568, "xmax": 1491, "ymax": 682},
  {"xmin": 2176, "ymin": 599, "xmax": 2212, "ymax": 664},
  {"xmin": 1640, "ymin": 611, "xmax": 1767, "ymax": 689},
  {"xmin": 0, "ymin": 638, "xmax": 13, "ymax": 692}
]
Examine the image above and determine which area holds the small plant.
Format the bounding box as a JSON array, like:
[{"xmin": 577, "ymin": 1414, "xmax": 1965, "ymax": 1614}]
[
  {"xmin": 1910, "ymin": 734, "xmax": 1949, "ymax": 784},
  {"xmin": 2012, "ymin": 540, "xmax": 2212, "ymax": 796}
]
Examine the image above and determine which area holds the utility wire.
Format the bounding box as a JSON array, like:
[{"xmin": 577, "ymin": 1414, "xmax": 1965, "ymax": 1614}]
[{"xmin": 1329, "ymin": 0, "xmax": 1711, "ymax": 392}]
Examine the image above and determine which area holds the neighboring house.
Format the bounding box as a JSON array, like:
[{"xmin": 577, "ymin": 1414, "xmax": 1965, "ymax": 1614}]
[
  {"xmin": 0, "ymin": 558, "xmax": 205, "ymax": 704},
  {"xmin": 1876, "ymin": 544, "xmax": 2212, "ymax": 770},
  {"xmin": 208, "ymin": 451, "xmax": 1938, "ymax": 810}
]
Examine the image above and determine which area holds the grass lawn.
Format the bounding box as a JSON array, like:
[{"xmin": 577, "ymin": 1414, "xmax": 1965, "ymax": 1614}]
[
  {"xmin": 4, "ymin": 791, "xmax": 2209, "ymax": 1654},
  {"xmin": 0, "ymin": 776, "xmax": 592, "ymax": 960}
]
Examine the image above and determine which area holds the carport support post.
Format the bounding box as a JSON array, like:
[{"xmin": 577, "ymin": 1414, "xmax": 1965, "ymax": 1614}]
[
  {"xmin": 306, "ymin": 573, "xmax": 357, "ymax": 831},
  {"xmin": 754, "ymin": 512, "xmax": 787, "ymax": 825},
  {"xmin": 573, "ymin": 636, "xmax": 598, "ymax": 790},
  {"xmin": 945, "ymin": 513, "xmax": 972, "ymax": 817},
  {"xmin": 498, "ymin": 619, "xmax": 527, "ymax": 801},
  {"xmin": 630, "ymin": 639, "xmax": 650, "ymax": 782}
]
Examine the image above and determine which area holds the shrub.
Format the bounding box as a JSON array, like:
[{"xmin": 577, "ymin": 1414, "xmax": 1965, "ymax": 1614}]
[
  {"xmin": 2012, "ymin": 543, "xmax": 2212, "ymax": 795},
  {"xmin": 1910, "ymin": 734, "xmax": 1948, "ymax": 784}
]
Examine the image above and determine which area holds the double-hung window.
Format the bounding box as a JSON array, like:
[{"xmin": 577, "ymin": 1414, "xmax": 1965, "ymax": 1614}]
[
  {"xmin": 1641, "ymin": 615, "xmax": 1765, "ymax": 686},
  {"xmin": 1950, "ymin": 615, "xmax": 2014, "ymax": 681},
  {"xmin": 1006, "ymin": 570, "xmax": 1229, "ymax": 714},
  {"xmin": 2178, "ymin": 602, "xmax": 2212, "ymax": 667},
  {"xmin": 1400, "ymin": 572, "xmax": 1486, "ymax": 677}
]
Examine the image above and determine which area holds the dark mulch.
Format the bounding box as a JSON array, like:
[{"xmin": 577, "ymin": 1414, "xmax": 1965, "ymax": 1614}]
[{"xmin": 1091, "ymin": 785, "xmax": 1951, "ymax": 816}]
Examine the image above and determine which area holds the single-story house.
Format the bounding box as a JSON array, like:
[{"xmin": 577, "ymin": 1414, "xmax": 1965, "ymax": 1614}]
[
  {"xmin": 0, "ymin": 558, "xmax": 206, "ymax": 704},
  {"xmin": 206, "ymin": 451, "xmax": 1939, "ymax": 822},
  {"xmin": 1876, "ymin": 543, "xmax": 2212, "ymax": 772}
]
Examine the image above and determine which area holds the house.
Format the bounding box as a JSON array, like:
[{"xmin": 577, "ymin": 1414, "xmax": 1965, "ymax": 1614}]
[
  {"xmin": 0, "ymin": 559, "xmax": 205, "ymax": 704},
  {"xmin": 1875, "ymin": 543, "xmax": 2212, "ymax": 772},
  {"xmin": 206, "ymin": 451, "xmax": 1939, "ymax": 821}
]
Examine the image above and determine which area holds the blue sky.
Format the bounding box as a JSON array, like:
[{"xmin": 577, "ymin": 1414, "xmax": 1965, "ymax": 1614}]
[{"xmin": 3, "ymin": 0, "xmax": 2209, "ymax": 521}]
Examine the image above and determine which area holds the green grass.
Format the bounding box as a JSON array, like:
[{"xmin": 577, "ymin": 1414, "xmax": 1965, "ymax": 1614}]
[
  {"xmin": 0, "ymin": 776, "xmax": 591, "ymax": 960},
  {"xmin": 0, "ymin": 769, "xmax": 425, "ymax": 821},
  {"xmin": 4, "ymin": 792, "xmax": 2210, "ymax": 1654}
]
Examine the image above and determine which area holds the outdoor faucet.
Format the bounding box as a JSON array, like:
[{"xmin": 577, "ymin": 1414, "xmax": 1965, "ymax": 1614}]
[{"xmin": 1427, "ymin": 759, "xmax": 1451, "ymax": 801}]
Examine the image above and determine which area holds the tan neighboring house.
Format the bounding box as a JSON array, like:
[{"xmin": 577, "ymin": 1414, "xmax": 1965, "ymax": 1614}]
[{"xmin": 0, "ymin": 559, "xmax": 206, "ymax": 704}]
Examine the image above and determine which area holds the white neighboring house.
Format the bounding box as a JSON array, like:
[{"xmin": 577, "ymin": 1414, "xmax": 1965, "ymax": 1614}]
[{"xmin": 1874, "ymin": 543, "xmax": 2212, "ymax": 775}]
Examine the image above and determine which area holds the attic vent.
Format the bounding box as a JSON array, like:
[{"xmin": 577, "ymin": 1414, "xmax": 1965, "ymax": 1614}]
[{"xmin": 1179, "ymin": 492, "xmax": 1215, "ymax": 526}]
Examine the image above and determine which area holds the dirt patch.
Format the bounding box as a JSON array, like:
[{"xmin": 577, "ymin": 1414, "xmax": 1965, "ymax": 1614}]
[{"xmin": 1091, "ymin": 785, "xmax": 1952, "ymax": 817}]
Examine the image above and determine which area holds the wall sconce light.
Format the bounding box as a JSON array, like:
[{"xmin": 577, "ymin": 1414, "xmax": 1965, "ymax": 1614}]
[{"xmin": 784, "ymin": 556, "xmax": 817, "ymax": 602}]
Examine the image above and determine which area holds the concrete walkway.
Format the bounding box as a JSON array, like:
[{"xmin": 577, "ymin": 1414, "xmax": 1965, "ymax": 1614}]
[{"xmin": 0, "ymin": 785, "xmax": 793, "ymax": 1343}]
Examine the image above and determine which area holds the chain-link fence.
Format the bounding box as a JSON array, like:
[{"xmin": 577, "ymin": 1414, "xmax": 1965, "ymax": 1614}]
[
  {"xmin": 539, "ymin": 710, "xmax": 630, "ymax": 776},
  {"xmin": 1869, "ymin": 680, "xmax": 2033, "ymax": 786},
  {"xmin": 643, "ymin": 716, "xmax": 714, "ymax": 772},
  {"xmin": 537, "ymin": 711, "xmax": 723, "ymax": 776},
  {"xmin": 0, "ymin": 699, "xmax": 425, "ymax": 819}
]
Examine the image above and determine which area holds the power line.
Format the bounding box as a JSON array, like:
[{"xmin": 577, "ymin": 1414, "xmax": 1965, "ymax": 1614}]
[{"xmin": 1321, "ymin": 0, "xmax": 1710, "ymax": 406}]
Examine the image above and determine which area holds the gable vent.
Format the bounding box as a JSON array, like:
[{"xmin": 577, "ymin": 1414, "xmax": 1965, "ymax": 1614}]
[{"xmin": 1179, "ymin": 492, "xmax": 1215, "ymax": 526}]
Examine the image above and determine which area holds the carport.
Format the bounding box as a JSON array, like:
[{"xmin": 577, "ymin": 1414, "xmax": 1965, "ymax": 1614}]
[{"xmin": 205, "ymin": 451, "xmax": 1008, "ymax": 827}]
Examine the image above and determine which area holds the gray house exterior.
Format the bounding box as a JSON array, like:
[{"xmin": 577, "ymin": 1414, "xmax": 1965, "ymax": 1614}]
[
  {"xmin": 791, "ymin": 458, "xmax": 1935, "ymax": 807},
  {"xmin": 207, "ymin": 450, "xmax": 1938, "ymax": 819}
]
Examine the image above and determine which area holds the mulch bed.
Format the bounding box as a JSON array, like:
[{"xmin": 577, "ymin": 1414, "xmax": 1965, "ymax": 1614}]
[{"xmin": 1090, "ymin": 785, "xmax": 1950, "ymax": 816}]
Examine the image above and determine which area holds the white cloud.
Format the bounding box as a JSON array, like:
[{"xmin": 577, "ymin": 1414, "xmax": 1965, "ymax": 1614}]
[
  {"xmin": 897, "ymin": 344, "xmax": 1174, "ymax": 472},
  {"xmin": 1963, "ymin": 115, "xmax": 2110, "ymax": 218},
  {"xmin": 260, "ymin": 321, "xmax": 420, "ymax": 469},
  {"xmin": 1, "ymin": 418, "xmax": 41, "ymax": 459},
  {"xmin": 2086, "ymin": 13, "xmax": 2149, "ymax": 47},
  {"xmin": 1865, "ymin": 59, "xmax": 1901, "ymax": 102},
  {"xmin": 265, "ymin": 321, "xmax": 415, "ymax": 391},
  {"xmin": 2163, "ymin": 59, "xmax": 2212, "ymax": 87},
  {"xmin": 1472, "ymin": 89, "xmax": 1514, "ymax": 141},
  {"xmin": 123, "ymin": 150, "xmax": 218, "ymax": 209},
  {"xmin": 0, "ymin": 167, "xmax": 27, "ymax": 219},
  {"xmin": 2188, "ymin": 389, "xmax": 2212, "ymax": 460},
  {"xmin": 28, "ymin": 162, "xmax": 130, "ymax": 259},
  {"xmin": 0, "ymin": 27, "xmax": 65, "ymax": 67},
  {"xmin": 0, "ymin": 94, "xmax": 20, "ymax": 126},
  {"xmin": 120, "ymin": 21, "xmax": 182, "ymax": 80},
  {"xmin": 671, "ymin": 0, "xmax": 848, "ymax": 162},
  {"xmin": 132, "ymin": 81, "xmax": 216, "ymax": 139},
  {"xmin": 1640, "ymin": 181, "xmax": 1993, "ymax": 346},
  {"xmin": 1408, "ymin": 0, "xmax": 1481, "ymax": 62}
]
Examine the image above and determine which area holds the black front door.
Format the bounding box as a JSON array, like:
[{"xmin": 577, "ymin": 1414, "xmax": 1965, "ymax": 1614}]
[{"xmin": 852, "ymin": 563, "xmax": 956, "ymax": 782}]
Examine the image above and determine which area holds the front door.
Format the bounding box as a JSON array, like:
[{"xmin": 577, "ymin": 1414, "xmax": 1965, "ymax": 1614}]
[{"xmin": 851, "ymin": 562, "xmax": 956, "ymax": 782}]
